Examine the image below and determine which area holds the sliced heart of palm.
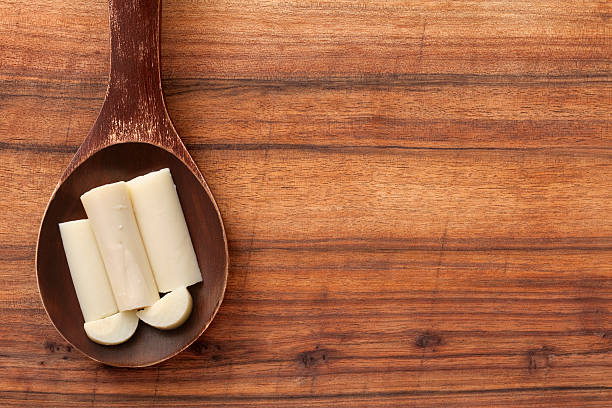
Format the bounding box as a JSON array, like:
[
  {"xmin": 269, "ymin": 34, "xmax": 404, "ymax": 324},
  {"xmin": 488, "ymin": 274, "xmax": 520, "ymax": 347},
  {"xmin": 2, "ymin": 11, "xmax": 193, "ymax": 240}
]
[
  {"xmin": 136, "ymin": 286, "xmax": 193, "ymax": 330},
  {"xmin": 84, "ymin": 311, "xmax": 139, "ymax": 345}
]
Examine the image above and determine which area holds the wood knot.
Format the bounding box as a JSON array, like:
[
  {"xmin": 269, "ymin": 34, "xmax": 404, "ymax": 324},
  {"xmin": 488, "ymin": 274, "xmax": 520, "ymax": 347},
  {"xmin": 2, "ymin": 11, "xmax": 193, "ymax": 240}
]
[
  {"xmin": 44, "ymin": 340, "xmax": 72, "ymax": 354},
  {"xmin": 189, "ymin": 342, "xmax": 221, "ymax": 361},
  {"xmin": 415, "ymin": 332, "xmax": 443, "ymax": 349},
  {"xmin": 189, "ymin": 341, "xmax": 222, "ymax": 362},
  {"xmin": 298, "ymin": 346, "xmax": 329, "ymax": 368},
  {"xmin": 527, "ymin": 346, "xmax": 554, "ymax": 372}
]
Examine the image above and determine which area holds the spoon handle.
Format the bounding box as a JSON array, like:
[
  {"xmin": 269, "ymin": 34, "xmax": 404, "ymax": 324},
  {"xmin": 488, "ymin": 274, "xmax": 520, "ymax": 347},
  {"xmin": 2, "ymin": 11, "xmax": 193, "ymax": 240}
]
[
  {"xmin": 106, "ymin": 0, "xmax": 164, "ymax": 116},
  {"xmin": 81, "ymin": 0, "xmax": 180, "ymax": 151},
  {"xmin": 66, "ymin": 0, "xmax": 201, "ymax": 181},
  {"xmin": 102, "ymin": 0, "xmax": 167, "ymax": 136}
]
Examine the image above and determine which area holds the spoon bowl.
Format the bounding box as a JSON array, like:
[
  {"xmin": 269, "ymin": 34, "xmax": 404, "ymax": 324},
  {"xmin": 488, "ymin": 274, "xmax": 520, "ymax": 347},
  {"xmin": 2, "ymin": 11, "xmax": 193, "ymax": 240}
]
[
  {"xmin": 37, "ymin": 143, "xmax": 227, "ymax": 367},
  {"xmin": 35, "ymin": 0, "xmax": 228, "ymax": 367}
]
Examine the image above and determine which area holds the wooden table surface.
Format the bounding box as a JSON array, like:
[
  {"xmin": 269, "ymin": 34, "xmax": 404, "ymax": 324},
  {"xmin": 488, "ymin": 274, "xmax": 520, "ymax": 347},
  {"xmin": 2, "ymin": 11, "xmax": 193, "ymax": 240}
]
[{"xmin": 1, "ymin": 0, "xmax": 611, "ymax": 406}]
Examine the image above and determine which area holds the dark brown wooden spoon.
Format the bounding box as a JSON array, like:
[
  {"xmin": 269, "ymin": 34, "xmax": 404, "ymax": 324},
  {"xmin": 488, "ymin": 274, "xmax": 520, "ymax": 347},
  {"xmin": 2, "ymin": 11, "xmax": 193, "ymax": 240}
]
[{"xmin": 35, "ymin": 0, "xmax": 228, "ymax": 367}]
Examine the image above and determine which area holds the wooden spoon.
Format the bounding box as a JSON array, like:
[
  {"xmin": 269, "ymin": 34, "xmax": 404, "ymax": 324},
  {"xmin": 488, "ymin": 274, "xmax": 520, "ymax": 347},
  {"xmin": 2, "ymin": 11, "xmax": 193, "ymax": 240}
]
[{"xmin": 35, "ymin": 0, "xmax": 228, "ymax": 367}]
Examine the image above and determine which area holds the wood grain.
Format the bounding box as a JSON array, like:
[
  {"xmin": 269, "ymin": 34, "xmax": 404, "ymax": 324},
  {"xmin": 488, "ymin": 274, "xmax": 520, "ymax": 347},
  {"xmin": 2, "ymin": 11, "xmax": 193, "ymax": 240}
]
[{"xmin": 0, "ymin": 0, "xmax": 611, "ymax": 406}]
